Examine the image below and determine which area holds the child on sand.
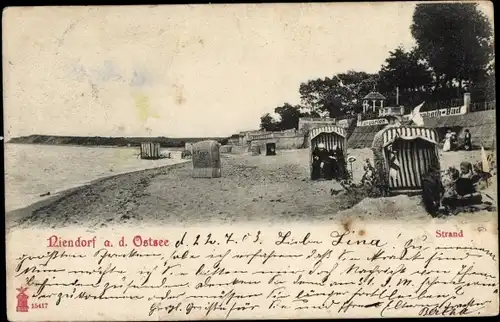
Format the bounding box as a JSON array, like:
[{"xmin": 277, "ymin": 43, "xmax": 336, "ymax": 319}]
[{"xmin": 361, "ymin": 158, "xmax": 374, "ymax": 185}]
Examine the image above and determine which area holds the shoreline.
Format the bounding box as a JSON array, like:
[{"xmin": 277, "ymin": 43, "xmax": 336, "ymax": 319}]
[
  {"xmin": 5, "ymin": 160, "xmax": 191, "ymax": 232},
  {"xmin": 5, "ymin": 142, "xmax": 186, "ymax": 150},
  {"xmin": 5, "ymin": 149, "xmax": 497, "ymax": 231},
  {"xmin": 6, "ymin": 135, "xmax": 228, "ymax": 148}
]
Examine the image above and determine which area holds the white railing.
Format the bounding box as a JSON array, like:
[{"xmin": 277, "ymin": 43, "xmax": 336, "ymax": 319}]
[
  {"xmin": 250, "ymin": 130, "xmax": 301, "ymax": 141},
  {"xmin": 378, "ymin": 106, "xmax": 405, "ymax": 117}
]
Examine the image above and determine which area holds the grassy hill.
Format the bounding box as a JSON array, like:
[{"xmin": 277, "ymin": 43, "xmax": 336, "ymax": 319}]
[{"xmin": 8, "ymin": 135, "xmax": 229, "ymax": 148}]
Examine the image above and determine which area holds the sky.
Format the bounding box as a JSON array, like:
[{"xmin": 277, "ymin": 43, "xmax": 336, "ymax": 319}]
[{"xmin": 2, "ymin": 2, "xmax": 494, "ymax": 139}]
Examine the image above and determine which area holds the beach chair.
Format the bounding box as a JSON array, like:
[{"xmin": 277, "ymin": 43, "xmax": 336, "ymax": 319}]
[
  {"xmin": 140, "ymin": 142, "xmax": 161, "ymax": 160},
  {"xmin": 265, "ymin": 142, "xmax": 276, "ymax": 156},
  {"xmin": 192, "ymin": 140, "xmax": 222, "ymax": 178},
  {"xmin": 308, "ymin": 125, "xmax": 347, "ymax": 180},
  {"xmin": 250, "ymin": 143, "xmax": 261, "ymax": 156},
  {"xmin": 371, "ymin": 125, "xmax": 441, "ymax": 194}
]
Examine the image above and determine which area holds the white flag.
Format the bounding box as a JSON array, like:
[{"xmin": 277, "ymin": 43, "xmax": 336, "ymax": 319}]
[
  {"xmin": 481, "ymin": 146, "xmax": 490, "ymax": 173},
  {"xmin": 410, "ymin": 102, "xmax": 425, "ymax": 126}
]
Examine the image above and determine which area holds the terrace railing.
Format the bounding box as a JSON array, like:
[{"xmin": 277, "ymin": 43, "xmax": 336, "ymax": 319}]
[
  {"xmin": 250, "ymin": 130, "xmax": 301, "ymax": 141},
  {"xmin": 378, "ymin": 106, "xmax": 405, "ymax": 117},
  {"xmin": 469, "ymin": 100, "xmax": 496, "ymax": 112},
  {"xmin": 299, "ymin": 117, "xmax": 336, "ymax": 122},
  {"xmin": 359, "ymin": 111, "xmax": 379, "ymax": 121},
  {"xmin": 424, "ymin": 98, "xmax": 464, "ymax": 111}
]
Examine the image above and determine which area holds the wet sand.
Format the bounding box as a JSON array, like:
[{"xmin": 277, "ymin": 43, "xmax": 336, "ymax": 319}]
[{"xmin": 5, "ymin": 148, "xmax": 497, "ymax": 231}]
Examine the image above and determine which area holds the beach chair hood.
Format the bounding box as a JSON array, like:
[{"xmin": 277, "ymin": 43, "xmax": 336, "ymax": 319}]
[
  {"xmin": 372, "ymin": 125, "xmax": 439, "ymax": 150},
  {"xmin": 309, "ymin": 125, "xmax": 347, "ymax": 150},
  {"xmin": 310, "ymin": 125, "xmax": 346, "ymax": 141}
]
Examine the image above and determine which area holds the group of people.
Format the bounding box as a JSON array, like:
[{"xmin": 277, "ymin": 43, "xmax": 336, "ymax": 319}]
[
  {"xmin": 443, "ymin": 129, "xmax": 472, "ymax": 152},
  {"xmin": 311, "ymin": 143, "xmax": 347, "ymax": 181},
  {"xmin": 422, "ymin": 160, "xmax": 493, "ymax": 216}
]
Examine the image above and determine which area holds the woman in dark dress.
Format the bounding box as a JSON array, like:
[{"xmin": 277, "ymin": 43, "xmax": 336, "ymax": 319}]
[
  {"xmin": 313, "ymin": 143, "xmax": 331, "ymax": 180},
  {"xmin": 335, "ymin": 145, "xmax": 346, "ymax": 180},
  {"xmin": 450, "ymin": 132, "xmax": 458, "ymax": 151},
  {"xmin": 463, "ymin": 129, "xmax": 472, "ymax": 151},
  {"xmin": 319, "ymin": 145, "xmax": 332, "ymax": 180},
  {"xmin": 328, "ymin": 149, "xmax": 338, "ymax": 180},
  {"xmin": 312, "ymin": 147, "xmax": 321, "ymax": 180},
  {"xmin": 422, "ymin": 163, "xmax": 444, "ymax": 217}
]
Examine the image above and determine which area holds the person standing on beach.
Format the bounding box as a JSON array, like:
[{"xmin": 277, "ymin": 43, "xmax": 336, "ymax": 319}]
[
  {"xmin": 450, "ymin": 132, "xmax": 458, "ymax": 151},
  {"xmin": 328, "ymin": 148, "xmax": 338, "ymax": 180},
  {"xmin": 312, "ymin": 146, "xmax": 321, "ymax": 180},
  {"xmin": 335, "ymin": 145, "xmax": 346, "ymax": 180},
  {"xmin": 464, "ymin": 129, "xmax": 472, "ymax": 151},
  {"xmin": 443, "ymin": 129, "xmax": 452, "ymax": 152}
]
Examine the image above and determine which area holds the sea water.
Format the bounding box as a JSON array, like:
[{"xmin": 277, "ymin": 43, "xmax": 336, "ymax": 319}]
[{"xmin": 4, "ymin": 144, "xmax": 187, "ymax": 212}]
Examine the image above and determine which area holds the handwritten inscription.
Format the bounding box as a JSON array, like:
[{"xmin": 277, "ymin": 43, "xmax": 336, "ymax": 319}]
[{"xmin": 12, "ymin": 230, "xmax": 499, "ymax": 319}]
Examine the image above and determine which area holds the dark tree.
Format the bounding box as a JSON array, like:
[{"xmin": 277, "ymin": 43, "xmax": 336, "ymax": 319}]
[
  {"xmin": 299, "ymin": 71, "xmax": 378, "ymax": 117},
  {"xmin": 259, "ymin": 103, "xmax": 321, "ymax": 131},
  {"xmin": 299, "ymin": 77, "xmax": 343, "ymax": 117},
  {"xmin": 259, "ymin": 113, "xmax": 278, "ymax": 131},
  {"xmin": 378, "ymin": 46, "xmax": 433, "ymax": 106},
  {"xmin": 337, "ymin": 70, "xmax": 379, "ymax": 112},
  {"xmin": 411, "ymin": 3, "xmax": 493, "ymax": 93},
  {"xmin": 274, "ymin": 103, "xmax": 303, "ymax": 130}
]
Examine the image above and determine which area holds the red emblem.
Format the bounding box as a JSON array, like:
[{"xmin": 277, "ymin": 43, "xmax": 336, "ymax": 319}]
[{"xmin": 16, "ymin": 287, "xmax": 29, "ymax": 312}]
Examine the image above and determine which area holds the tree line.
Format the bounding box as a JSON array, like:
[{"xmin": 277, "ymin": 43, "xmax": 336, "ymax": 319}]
[{"xmin": 260, "ymin": 3, "xmax": 494, "ymax": 132}]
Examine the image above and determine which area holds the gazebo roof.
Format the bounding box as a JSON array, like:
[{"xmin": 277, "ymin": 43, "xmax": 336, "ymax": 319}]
[{"xmin": 363, "ymin": 92, "xmax": 386, "ymax": 100}]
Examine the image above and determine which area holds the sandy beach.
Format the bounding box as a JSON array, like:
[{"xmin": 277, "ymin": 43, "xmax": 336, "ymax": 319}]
[{"xmin": 6, "ymin": 147, "xmax": 497, "ymax": 232}]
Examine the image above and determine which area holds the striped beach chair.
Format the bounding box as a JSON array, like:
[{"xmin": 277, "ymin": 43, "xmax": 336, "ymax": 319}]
[
  {"xmin": 309, "ymin": 125, "xmax": 347, "ymax": 179},
  {"xmin": 371, "ymin": 125, "xmax": 441, "ymax": 194}
]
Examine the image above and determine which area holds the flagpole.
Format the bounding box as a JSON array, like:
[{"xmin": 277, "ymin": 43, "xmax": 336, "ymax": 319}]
[{"xmin": 396, "ymin": 86, "xmax": 399, "ymax": 106}]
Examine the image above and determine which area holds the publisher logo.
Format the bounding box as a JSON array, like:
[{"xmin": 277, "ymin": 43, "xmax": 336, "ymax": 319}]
[{"xmin": 16, "ymin": 287, "xmax": 29, "ymax": 312}]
